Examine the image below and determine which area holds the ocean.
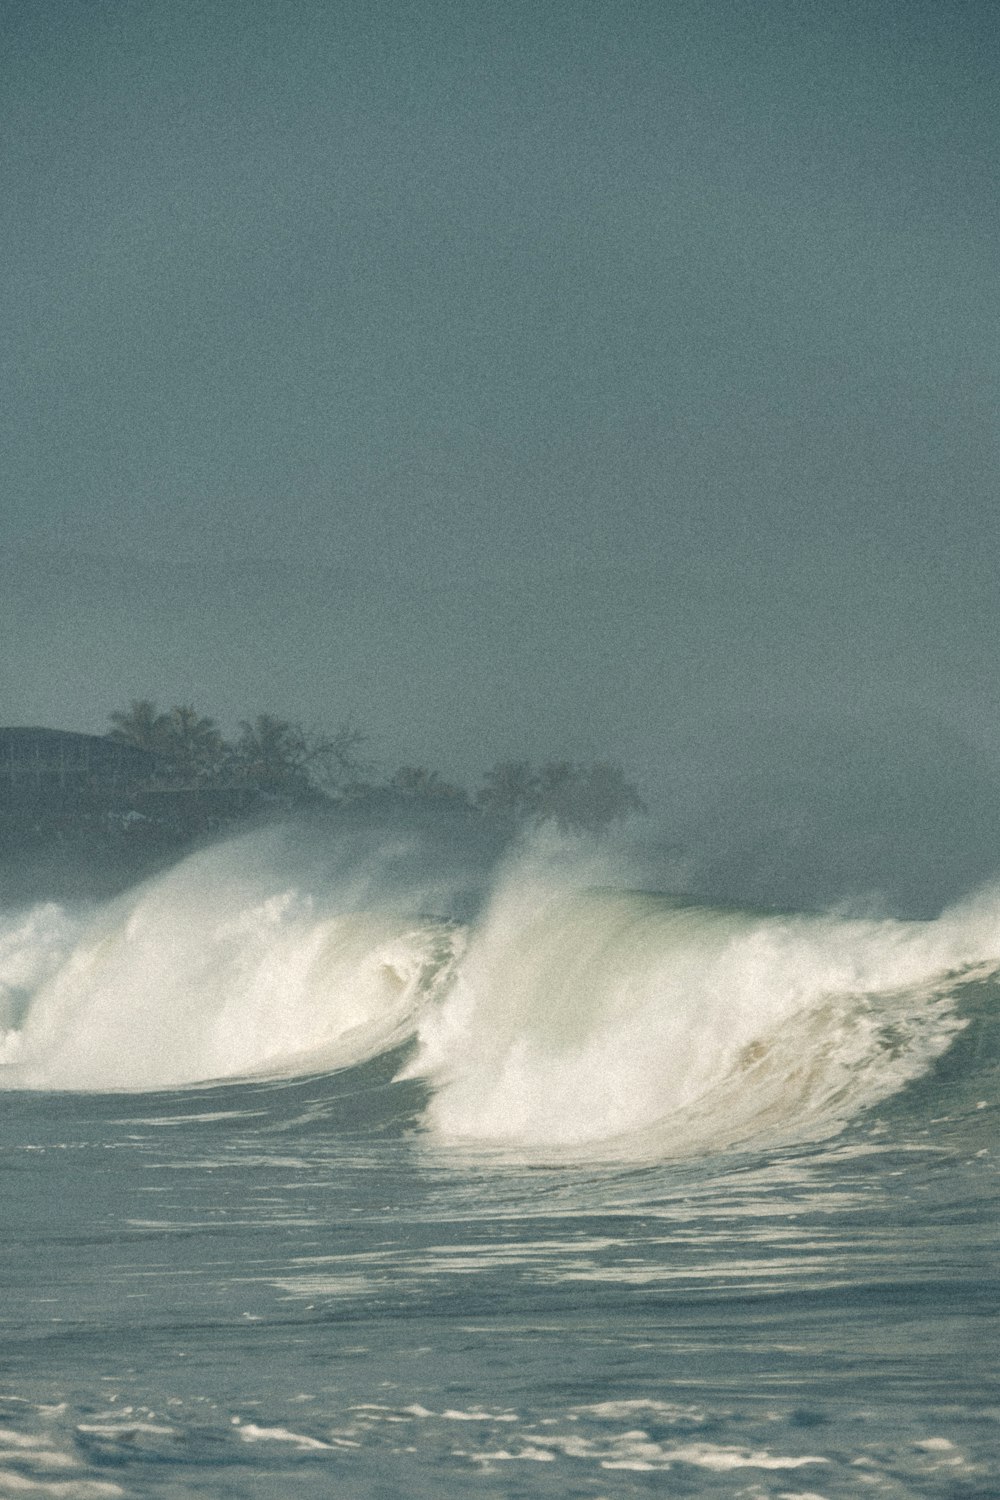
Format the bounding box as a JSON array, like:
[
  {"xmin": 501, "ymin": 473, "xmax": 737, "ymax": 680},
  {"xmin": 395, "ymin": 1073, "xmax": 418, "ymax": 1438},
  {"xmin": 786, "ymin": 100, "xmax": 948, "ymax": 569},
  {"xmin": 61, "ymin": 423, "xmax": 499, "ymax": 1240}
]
[{"xmin": 0, "ymin": 823, "xmax": 996, "ymax": 1498}]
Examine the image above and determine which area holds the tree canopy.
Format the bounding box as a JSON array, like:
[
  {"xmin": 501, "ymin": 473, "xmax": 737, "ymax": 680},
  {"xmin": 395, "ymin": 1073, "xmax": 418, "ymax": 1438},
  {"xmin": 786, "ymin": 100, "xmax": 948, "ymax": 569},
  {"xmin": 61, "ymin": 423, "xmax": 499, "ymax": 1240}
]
[
  {"xmin": 476, "ymin": 757, "xmax": 645, "ymax": 833},
  {"xmin": 109, "ymin": 701, "xmax": 223, "ymax": 781},
  {"xmin": 106, "ymin": 701, "xmax": 644, "ymax": 837}
]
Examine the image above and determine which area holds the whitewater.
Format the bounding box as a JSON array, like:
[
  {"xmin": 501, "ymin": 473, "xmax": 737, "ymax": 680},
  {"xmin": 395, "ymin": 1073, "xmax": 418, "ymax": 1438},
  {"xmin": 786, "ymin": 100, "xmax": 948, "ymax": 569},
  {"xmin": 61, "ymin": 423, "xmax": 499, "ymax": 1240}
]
[{"xmin": 0, "ymin": 823, "xmax": 997, "ymax": 1497}]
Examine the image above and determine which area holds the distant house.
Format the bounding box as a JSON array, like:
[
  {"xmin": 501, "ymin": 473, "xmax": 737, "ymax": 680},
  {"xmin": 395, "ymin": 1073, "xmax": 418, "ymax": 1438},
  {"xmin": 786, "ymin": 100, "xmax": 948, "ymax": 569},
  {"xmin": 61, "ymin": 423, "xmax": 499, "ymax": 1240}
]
[{"xmin": 0, "ymin": 727, "xmax": 157, "ymax": 810}]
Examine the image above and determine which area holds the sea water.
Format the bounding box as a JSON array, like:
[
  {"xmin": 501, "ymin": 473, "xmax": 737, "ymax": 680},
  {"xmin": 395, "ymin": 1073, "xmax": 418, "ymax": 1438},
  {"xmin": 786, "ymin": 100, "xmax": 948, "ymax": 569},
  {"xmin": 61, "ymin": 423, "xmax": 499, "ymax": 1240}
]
[{"xmin": 0, "ymin": 826, "xmax": 996, "ymax": 1498}]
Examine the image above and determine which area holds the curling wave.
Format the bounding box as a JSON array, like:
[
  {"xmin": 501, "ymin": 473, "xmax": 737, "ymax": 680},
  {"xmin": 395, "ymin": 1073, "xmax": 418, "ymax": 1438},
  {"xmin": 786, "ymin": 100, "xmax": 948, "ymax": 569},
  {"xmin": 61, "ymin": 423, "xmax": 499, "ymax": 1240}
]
[
  {"xmin": 0, "ymin": 832, "xmax": 997, "ymax": 1156},
  {"xmin": 0, "ymin": 843, "xmax": 459, "ymax": 1091}
]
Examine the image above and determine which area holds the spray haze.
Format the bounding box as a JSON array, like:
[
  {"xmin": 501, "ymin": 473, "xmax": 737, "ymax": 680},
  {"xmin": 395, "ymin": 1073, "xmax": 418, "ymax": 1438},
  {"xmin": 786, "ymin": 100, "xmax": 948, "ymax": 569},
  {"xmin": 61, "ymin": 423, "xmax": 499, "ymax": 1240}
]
[
  {"xmin": 1, "ymin": 823, "xmax": 994, "ymax": 1163},
  {"xmin": 1, "ymin": 0, "xmax": 997, "ymax": 798},
  {"xmin": 2, "ymin": 6, "xmax": 997, "ymax": 1490}
]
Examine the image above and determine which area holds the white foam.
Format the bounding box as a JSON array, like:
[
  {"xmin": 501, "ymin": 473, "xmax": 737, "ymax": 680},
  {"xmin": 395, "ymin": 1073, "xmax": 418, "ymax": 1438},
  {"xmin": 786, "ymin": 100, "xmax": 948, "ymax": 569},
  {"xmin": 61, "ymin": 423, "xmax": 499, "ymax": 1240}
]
[
  {"xmin": 581, "ymin": 1400, "xmax": 707, "ymax": 1424},
  {"xmin": 407, "ymin": 860, "xmax": 994, "ymax": 1152},
  {"xmin": 2, "ymin": 833, "xmax": 995, "ymax": 1160},
  {"xmin": 0, "ymin": 905, "xmax": 84, "ymax": 1063},
  {"xmin": 0, "ymin": 1474, "xmax": 125, "ymax": 1498},
  {"xmin": 440, "ymin": 1409, "xmax": 519, "ymax": 1422},
  {"xmin": 468, "ymin": 1428, "xmax": 829, "ymax": 1473},
  {"xmin": 234, "ymin": 1421, "xmax": 331, "ymax": 1450},
  {"xmin": 0, "ymin": 839, "xmax": 458, "ymax": 1090},
  {"xmin": 665, "ymin": 1443, "xmax": 828, "ymax": 1471},
  {"xmin": 75, "ymin": 1423, "xmax": 175, "ymax": 1438}
]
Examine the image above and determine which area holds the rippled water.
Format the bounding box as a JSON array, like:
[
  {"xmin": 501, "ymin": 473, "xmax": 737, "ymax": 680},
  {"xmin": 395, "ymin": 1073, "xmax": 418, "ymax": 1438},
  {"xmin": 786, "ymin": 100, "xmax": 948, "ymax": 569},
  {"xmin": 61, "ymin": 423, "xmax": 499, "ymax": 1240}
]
[
  {"xmin": 0, "ymin": 831, "xmax": 997, "ymax": 1497},
  {"xmin": 2, "ymin": 1040, "xmax": 997, "ymax": 1498}
]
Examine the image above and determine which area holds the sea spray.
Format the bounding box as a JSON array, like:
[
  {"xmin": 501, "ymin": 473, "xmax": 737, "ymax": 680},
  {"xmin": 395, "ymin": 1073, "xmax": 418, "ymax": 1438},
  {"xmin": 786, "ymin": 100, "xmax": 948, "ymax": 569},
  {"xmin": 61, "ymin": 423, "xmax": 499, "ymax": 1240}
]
[
  {"xmin": 0, "ymin": 831, "xmax": 462, "ymax": 1091},
  {"xmin": 0, "ymin": 828, "xmax": 996, "ymax": 1159},
  {"xmin": 403, "ymin": 852, "xmax": 1000, "ymax": 1154},
  {"xmin": 0, "ymin": 901, "xmax": 88, "ymax": 1062}
]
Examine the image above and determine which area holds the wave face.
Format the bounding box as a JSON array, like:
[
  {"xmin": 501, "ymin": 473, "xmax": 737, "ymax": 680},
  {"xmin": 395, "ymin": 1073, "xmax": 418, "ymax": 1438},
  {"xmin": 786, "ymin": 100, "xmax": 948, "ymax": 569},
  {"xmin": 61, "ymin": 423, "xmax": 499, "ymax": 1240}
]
[
  {"xmin": 0, "ymin": 838, "xmax": 459, "ymax": 1091},
  {"xmin": 1, "ymin": 830, "xmax": 997, "ymax": 1157}
]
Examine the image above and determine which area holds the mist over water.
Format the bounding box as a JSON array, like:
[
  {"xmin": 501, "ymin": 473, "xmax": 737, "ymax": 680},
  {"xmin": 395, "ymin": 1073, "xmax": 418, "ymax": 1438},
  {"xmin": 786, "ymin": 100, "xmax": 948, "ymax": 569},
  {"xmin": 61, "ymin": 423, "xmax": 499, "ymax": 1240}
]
[
  {"xmin": 0, "ymin": 819, "xmax": 994, "ymax": 1155},
  {"xmin": 3, "ymin": 0, "xmax": 998, "ymax": 1486},
  {"xmin": 647, "ymin": 708, "xmax": 1000, "ymax": 919}
]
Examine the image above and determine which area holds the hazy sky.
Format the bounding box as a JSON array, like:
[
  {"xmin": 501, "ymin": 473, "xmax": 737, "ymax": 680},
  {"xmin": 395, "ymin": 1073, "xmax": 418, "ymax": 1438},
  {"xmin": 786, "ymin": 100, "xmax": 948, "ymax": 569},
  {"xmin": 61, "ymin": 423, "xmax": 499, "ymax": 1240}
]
[{"xmin": 3, "ymin": 0, "xmax": 998, "ymax": 799}]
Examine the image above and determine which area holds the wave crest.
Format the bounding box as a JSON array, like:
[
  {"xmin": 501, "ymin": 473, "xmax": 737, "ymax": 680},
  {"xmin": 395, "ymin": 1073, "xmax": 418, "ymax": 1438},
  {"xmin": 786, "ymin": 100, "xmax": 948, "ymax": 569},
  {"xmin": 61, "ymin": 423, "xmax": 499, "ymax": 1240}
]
[
  {"xmin": 1, "ymin": 832, "xmax": 996, "ymax": 1156},
  {"xmin": 405, "ymin": 873, "xmax": 988, "ymax": 1155}
]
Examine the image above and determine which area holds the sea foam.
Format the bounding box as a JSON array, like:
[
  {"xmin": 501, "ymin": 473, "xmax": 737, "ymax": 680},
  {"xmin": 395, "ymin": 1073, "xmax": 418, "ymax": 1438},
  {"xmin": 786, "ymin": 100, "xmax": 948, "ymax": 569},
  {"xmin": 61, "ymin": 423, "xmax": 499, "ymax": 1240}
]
[{"xmin": 1, "ymin": 830, "xmax": 996, "ymax": 1157}]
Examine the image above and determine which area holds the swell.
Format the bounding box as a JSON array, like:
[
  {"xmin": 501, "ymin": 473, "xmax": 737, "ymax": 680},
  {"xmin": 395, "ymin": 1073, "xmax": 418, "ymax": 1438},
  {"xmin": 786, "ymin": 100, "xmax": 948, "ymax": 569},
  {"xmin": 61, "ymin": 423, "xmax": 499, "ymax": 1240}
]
[
  {"xmin": 403, "ymin": 877, "xmax": 995, "ymax": 1156},
  {"xmin": 1, "ymin": 830, "xmax": 997, "ymax": 1158}
]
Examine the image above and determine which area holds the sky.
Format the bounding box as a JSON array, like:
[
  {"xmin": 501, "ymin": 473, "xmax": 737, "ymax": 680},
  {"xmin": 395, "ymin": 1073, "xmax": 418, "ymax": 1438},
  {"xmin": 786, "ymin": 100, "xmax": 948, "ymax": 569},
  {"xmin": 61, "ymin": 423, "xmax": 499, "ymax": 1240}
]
[{"xmin": 3, "ymin": 0, "xmax": 999, "ymax": 869}]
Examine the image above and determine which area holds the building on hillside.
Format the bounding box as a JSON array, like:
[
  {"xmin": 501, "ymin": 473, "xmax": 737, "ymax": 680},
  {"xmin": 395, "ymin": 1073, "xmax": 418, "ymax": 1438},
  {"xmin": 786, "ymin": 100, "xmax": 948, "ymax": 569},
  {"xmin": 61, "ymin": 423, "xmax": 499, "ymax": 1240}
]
[{"xmin": 0, "ymin": 727, "xmax": 157, "ymax": 810}]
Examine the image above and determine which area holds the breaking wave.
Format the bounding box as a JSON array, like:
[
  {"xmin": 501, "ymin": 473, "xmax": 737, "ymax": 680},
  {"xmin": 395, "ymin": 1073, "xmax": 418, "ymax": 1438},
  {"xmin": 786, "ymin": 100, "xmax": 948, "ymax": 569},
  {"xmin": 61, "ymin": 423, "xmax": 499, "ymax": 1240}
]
[{"xmin": 1, "ymin": 829, "xmax": 997, "ymax": 1157}]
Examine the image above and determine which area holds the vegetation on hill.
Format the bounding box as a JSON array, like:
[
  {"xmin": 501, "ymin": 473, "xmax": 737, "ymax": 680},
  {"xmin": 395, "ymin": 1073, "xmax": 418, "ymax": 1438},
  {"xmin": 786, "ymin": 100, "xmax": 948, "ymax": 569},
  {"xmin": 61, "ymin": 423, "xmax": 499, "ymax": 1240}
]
[
  {"xmin": 0, "ymin": 701, "xmax": 646, "ymax": 901},
  {"xmin": 105, "ymin": 697, "xmax": 645, "ymax": 836}
]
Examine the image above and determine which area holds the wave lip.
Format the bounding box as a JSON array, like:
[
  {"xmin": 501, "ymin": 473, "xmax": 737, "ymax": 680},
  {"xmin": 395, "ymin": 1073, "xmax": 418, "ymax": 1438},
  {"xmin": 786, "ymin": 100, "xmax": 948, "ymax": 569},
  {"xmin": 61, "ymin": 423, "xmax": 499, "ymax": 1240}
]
[
  {"xmin": 0, "ymin": 850, "xmax": 459, "ymax": 1092},
  {"xmin": 2, "ymin": 835, "xmax": 997, "ymax": 1160},
  {"xmin": 404, "ymin": 877, "xmax": 996, "ymax": 1157}
]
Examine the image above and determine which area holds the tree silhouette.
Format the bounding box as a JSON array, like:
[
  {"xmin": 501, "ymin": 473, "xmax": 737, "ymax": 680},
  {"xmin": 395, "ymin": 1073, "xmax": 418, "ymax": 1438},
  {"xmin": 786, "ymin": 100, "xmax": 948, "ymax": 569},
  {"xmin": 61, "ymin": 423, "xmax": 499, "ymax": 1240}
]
[
  {"xmin": 105, "ymin": 698, "xmax": 646, "ymax": 839},
  {"xmin": 232, "ymin": 714, "xmax": 371, "ymax": 797},
  {"xmin": 476, "ymin": 757, "xmax": 644, "ymax": 834},
  {"xmin": 301, "ymin": 721, "xmax": 372, "ymax": 794},
  {"xmin": 387, "ymin": 766, "xmax": 469, "ymax": 804},
  {"xmin": 108, "ymin": 699, "xmax": 170, "ymax": 755},
  {"xmin": 159, "ymin": 706, "xmax": 225, "ymax": 782},
  {"xmin": 233, "ymin": 715, "xmax": 312, "ymax": 795},
  {"xmin": 548, "ymin": 759, "xmax": 646, "ymax": 832},
  {"xmin": 109, "ymin": 701, "xmax": 224, "ymax": 782},
  {"xmin": 475, "ymin": 759, "xmax": 540, "ymax": 821}
]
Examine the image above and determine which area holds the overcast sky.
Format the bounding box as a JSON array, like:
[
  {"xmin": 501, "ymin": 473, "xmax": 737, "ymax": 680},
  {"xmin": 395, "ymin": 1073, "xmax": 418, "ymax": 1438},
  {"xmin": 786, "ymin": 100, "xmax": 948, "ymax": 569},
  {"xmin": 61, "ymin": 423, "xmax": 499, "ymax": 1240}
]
[{"xmin": 3, "ymin": 0, "xmax": 998, "ymax": 815}]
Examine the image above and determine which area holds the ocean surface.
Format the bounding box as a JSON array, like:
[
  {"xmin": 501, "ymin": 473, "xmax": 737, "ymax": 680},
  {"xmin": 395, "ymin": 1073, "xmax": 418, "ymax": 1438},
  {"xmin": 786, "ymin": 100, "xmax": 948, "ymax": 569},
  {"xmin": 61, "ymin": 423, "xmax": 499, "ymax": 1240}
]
[{"xmin": 0, "ymin": 825, "xmax": 997, "ymax": 1499}]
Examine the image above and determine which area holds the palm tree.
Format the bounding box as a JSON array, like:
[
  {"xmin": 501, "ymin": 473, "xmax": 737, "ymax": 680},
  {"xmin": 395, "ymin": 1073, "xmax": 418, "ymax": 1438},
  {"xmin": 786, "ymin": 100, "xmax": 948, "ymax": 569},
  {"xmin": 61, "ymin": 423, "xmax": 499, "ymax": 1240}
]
[
  {"xmin": 475, "ymin": 757, "xmax": 645, "ymax": 833},
  {"xmin": 475, "ymin": 759, "xmax": 540, "ymax": 822},
  {"xmin": 160, "ymin": 706, "xmax": 225, "ymax": 782},
  {"xmin": 547, "ymin": 759, "xmax": 646, "ymax": 832},
  {"xmin": 108, "ymin": 699, "xmax": 170, "ymax": 754},
  {"xmin": 232, "ymin": 715, "xmax": 372, "ymax": 798},
  {"xmin": 234, "ymin": 715, "xmax": 312, "ymax": 795},
  {"xmin": 108, "ymin": 701, "xmax": 225, "ymax": 782}
]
